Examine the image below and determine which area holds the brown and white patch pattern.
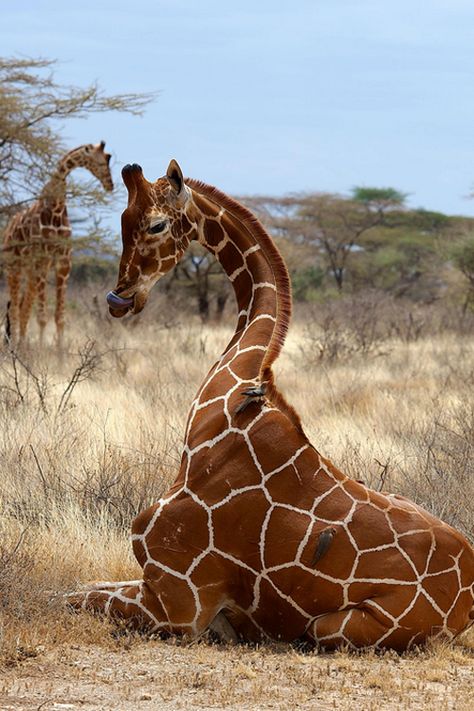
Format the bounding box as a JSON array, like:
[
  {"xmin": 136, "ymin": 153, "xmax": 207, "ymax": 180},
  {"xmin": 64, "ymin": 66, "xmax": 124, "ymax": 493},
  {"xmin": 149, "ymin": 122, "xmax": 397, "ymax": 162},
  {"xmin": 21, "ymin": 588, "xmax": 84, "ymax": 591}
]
[{"xmin": 68, "ymin": 162, "xmax": 474, "ymax": 651}]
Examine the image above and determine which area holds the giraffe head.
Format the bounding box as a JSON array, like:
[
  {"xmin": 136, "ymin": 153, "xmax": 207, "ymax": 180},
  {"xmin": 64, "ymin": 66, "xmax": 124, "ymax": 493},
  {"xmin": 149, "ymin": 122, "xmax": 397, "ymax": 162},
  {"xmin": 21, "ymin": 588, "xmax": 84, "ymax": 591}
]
[
  {"xmin": 107, "ymin": 160, "xmax": 198, "ymax": 317},
  {"xmin": 84, "ymin": 141, "xmax": 114, "ymax": 192}
]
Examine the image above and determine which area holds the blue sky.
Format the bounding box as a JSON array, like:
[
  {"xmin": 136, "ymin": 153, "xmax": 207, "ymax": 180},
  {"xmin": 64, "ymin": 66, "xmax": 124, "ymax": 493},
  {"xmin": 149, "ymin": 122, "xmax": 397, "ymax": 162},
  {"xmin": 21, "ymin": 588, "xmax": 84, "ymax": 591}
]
[{"xmin": 2, "ymin": 0, "xmax": 474, "ymax": 216}]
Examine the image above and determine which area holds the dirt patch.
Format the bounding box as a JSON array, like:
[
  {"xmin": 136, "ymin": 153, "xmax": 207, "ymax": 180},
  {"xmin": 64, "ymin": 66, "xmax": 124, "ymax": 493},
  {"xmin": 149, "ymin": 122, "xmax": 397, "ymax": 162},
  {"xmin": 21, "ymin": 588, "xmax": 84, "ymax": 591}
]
[{"xmin": 1, "ymin": 636, "xmax": 473, "ymax": 710}]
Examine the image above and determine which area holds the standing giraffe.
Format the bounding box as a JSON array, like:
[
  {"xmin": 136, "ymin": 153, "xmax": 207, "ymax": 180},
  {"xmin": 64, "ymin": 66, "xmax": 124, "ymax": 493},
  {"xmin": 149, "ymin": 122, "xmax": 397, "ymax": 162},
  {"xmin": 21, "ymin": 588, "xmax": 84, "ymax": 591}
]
[
  {"xmin": 2, "ymin": 142, "xmax": 113, "ymax": 346},
  {"xmin": 70, "ymin": 160, "xmax": 474, "ymax": 651}
]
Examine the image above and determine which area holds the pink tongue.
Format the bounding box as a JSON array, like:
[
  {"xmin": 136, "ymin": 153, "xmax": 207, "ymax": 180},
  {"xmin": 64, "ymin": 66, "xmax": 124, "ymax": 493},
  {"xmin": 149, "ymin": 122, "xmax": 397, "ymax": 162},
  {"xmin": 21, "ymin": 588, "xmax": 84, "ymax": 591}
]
[{"xmin": 106, "ymin": 290, "xmax": 134, "ymax": 308}]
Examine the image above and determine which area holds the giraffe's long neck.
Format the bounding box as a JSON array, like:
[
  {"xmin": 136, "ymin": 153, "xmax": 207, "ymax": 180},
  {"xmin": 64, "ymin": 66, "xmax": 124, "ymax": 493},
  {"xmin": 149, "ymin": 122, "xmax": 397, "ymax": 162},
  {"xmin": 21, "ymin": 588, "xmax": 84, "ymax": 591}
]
[
  {"xmin": 186, "ymin": 181, "xmax": 302, "ymax": 429},
  {"xmin": 40, "ymin": 148, "xmax": 87, "ymax": 202},
  {"xmin": 189, "ymin": 182, "xmax": 290, "ymax": 382}
]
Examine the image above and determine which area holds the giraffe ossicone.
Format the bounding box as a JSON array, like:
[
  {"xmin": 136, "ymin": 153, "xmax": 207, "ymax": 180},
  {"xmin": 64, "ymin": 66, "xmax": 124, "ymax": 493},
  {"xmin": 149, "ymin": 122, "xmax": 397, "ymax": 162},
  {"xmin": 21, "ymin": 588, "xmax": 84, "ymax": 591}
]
[
  {"xmin": 3, "ymin": 142, "xmax": 114, "ymax": 346},
  {"xmin": 68, "ymin": 159, "xmax": 474, "ymax": 651}
]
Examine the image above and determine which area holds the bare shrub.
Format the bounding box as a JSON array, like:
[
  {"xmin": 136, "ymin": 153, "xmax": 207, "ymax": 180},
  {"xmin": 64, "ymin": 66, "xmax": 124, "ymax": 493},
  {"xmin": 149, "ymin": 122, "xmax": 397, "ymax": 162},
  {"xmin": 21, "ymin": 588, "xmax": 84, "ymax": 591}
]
[
  {"xmin": 0, "ymin": 339, "xmax": 107, "ymax": 416},
  {"xmin": 397, "ymin": 408, "xmax": 474, "ymax": 541},
  {"xmin": 0, "ymin": 512, "xmax": 128, "ymax": 665},
  {"xmin": 299, "ymin": 294, "xmax": 474, "ymax": 364},
  {"xmin": 300, "ymin": 294, "xmax": 393, "ymax": 364},
  {"xmin": 336, "ymin": 408, "xmax": 474, "ymax": 543},
  {"xmin": 0, "ymin": 348, "xmax": 49, "ymax": 411}
]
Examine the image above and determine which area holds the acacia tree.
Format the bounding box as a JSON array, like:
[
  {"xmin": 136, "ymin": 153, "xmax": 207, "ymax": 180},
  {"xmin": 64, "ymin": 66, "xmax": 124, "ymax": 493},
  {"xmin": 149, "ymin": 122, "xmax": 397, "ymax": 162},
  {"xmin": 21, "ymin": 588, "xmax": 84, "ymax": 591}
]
[
  {"xmin": 171, "ymin": 243, "xmax": 230, "ymax": 322},
  {"xmin": 244, "ymin": 188, "xmax": 407, "ymax": 291},
  {"xmin": 451, "ymin": 237, "xmax": 474, "ymax": 313},
  {"xmin": 351, "ymin": 187, "xmax": 408, "ymax": 218},
  {"xmin": 0, "ymin": 56, "xmax": 154, "ymax": 218}
]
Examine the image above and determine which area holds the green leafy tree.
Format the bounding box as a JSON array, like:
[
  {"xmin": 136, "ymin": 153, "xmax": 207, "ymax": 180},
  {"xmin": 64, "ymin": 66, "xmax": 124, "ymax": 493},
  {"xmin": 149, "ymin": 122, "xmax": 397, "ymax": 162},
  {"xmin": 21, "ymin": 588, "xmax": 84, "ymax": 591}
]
[
  {"xmin": 352, "ymin": 186, "xmax": 408, "ymax": 210},
  {"xmin": 291, "ymin": 265, "xmax": 325, "ymax": 301}
]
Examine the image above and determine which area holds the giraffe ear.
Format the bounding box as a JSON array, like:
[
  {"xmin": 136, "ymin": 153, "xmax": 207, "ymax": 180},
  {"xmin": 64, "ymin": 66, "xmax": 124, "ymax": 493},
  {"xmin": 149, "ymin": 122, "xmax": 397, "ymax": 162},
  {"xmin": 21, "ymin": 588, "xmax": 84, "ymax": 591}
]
[{"xmin": 166, "ymin": 159, "xmax": 184, "ymax": 196}]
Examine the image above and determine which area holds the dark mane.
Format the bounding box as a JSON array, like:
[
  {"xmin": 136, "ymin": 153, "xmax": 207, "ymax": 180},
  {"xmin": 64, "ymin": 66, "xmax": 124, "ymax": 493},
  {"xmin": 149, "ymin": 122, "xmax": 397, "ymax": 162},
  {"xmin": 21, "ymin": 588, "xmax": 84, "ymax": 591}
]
[{"xmin": 186, "ymin": 178, "xmax": 303, "ymax": 433}]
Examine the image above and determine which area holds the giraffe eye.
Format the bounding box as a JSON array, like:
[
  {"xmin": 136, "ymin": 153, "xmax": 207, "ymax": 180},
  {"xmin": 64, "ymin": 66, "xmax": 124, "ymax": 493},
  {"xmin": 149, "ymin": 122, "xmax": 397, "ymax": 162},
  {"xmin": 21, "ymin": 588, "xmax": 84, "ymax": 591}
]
[{"xmin": 148, "ymin": 220, "xmax": 168, "ymax": 235}]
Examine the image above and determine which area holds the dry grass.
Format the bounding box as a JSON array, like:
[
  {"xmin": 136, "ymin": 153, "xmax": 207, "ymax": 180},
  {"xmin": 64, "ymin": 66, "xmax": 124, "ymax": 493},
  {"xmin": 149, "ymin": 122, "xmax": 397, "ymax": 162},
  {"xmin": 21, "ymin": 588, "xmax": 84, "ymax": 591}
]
[
  {"xmin": 0, "ymin": 288, "xmax": 473, "ymax": 708},
  {"xmin": 1, "ymin": 637, "xmax": 473, "ymax": 709}
]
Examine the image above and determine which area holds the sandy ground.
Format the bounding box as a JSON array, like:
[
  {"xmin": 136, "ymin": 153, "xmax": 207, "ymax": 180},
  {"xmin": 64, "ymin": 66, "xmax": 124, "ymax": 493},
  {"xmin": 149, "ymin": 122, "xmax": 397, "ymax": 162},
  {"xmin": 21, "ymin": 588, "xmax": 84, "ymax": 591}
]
[{"xmin": 1, "ymin": 636, "xmax": 473, "ymax": 711}]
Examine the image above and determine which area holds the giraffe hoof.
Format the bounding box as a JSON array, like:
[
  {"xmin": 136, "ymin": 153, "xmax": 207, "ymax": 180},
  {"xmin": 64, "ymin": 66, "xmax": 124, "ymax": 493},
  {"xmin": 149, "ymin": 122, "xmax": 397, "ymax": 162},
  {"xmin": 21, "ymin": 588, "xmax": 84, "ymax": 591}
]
[{"xmin": 209, "ymin": 612, "xmax": 239, "ymax": 644}]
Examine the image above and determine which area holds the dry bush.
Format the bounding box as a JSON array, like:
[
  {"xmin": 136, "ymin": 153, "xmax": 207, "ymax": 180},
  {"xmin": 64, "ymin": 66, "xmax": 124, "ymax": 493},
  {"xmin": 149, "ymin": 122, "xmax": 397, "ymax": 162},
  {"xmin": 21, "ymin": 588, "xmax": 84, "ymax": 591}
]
[
  {"xmin": 299, "ymin": 293, "xmax": 474, "ymax": 364},
  {"xmin": 330, "ymin": 404, "xmax": 474, "ymax": 542},
  {"xmin": 397, "ymin": 406, "xmax": 474, "ymax": 539},
  {"xmin": 0, "ymin": 506, "xmax": 136, "ymax": 665}
]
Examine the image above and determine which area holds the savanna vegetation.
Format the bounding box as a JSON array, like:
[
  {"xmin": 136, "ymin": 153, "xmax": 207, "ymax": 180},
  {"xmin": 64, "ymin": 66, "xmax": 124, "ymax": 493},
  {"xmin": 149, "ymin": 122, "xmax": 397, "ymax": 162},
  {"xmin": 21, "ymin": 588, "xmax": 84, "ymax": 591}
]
[{"xmin": 0, "ymin": 55, "xmax": 473, "ymax": 709}]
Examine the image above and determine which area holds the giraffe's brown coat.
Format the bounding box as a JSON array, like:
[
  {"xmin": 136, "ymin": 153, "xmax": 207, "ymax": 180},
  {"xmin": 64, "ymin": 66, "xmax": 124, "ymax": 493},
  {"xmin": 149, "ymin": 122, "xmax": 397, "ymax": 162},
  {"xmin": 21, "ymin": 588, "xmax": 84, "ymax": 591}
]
[{"xmin": 70, "ymin": 162, "xmax": 474, "ymax": 652}]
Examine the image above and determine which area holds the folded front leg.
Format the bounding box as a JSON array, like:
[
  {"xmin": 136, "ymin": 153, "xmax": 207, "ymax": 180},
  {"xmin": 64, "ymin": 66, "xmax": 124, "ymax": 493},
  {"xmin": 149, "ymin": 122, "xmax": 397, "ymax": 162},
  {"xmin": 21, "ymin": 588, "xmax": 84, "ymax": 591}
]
[
  {"xmin": 66, "ymin": 580, "xmax": 170, "ymax": 633},
  {"xmin": 66, "ymin": 572, "xmax": 230, "ymax": 640}
]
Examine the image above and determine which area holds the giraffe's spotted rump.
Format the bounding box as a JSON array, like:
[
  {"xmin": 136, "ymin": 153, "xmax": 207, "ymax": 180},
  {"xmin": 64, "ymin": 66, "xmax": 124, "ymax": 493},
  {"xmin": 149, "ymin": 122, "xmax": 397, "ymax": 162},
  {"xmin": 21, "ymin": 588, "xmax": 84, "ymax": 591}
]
[{"xmin": 68, "ymin": 161, "xmax": 474, "ymax": 651}]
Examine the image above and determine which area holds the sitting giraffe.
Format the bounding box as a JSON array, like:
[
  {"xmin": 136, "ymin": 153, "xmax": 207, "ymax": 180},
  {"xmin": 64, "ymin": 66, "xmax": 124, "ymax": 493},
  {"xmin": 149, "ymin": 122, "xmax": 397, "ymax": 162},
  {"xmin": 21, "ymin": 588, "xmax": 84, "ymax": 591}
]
[
  {"xmin": 70, "ymin": 160, "xmax": 474, "ymax": 651},
  {"xmin": 3, "ymin": 142, "xmax": 113, "ymax": 346}
]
